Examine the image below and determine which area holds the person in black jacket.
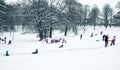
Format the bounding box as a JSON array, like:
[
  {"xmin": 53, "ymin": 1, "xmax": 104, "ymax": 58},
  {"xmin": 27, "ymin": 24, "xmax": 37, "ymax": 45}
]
[
  {"xmin": 80, "ymin": 34, "xmax": 82, "ymax": 40},
  {"xmin": 5, "ymin": 50, "xmax": 9, "ymax": 56},
  {"xmin": 32, "ymin": 49, "xmax": 38, "ymax": 54},
  {"xmin": 104, "ymin": 35, "xmax": 109, "ymax": 47}
]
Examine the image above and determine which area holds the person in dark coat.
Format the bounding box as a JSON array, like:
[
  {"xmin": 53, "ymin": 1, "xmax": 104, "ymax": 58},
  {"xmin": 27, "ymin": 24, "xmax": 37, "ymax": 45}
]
[
  {"xmin": 8, "ymin": 40, "xmax": 11, "ymax": 45},
  {"xmin": 104, "ymin": 35, "xmax": 109, "ymax": 47},
  {"xmin": 80, "ymin": 34, "xmax": 82, "ymax": 40},
  {"xmin": 4, "ymin": 37, "xmax": 6, "ymax": 44},
  {"xmin": 5, "ymin": 50, "xmax": 9, "ymax": 56},
  {"xmin": 100, "ymin": 31, "xmax": 103, "ymax": 35},
  {"xmin": 90, "ymin": 33, "xmax": 93, "ymax": 37},
  {"xmin": 0, "ymin": 37, "xmax": 1, "ymax": 44},
  {"xmin": 32, "ymin": 49, "xmax": 38, "ymax": 54}
]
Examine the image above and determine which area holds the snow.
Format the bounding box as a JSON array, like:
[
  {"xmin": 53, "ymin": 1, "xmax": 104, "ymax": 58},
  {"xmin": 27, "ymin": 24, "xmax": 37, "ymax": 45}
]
[{"xmin": 0, "ymin": 26, "xmax": 120, "ymax": 70}]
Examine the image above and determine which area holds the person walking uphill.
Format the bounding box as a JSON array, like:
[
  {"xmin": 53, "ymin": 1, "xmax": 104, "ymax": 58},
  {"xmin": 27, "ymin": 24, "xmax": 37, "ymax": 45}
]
[{"xmin": 104, "ymin": 35, "xmax": 109, "ymax": 47}]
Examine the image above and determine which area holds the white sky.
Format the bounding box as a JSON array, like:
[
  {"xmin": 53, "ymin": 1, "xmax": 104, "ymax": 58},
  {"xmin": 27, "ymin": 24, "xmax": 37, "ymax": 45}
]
[
  {"xmin": 5, "ymin": 0, "xmax": 119, "ymax": 12},
  {"xmin": 77, "ymin": 0, "xmax": 119, "ymax": 11}
]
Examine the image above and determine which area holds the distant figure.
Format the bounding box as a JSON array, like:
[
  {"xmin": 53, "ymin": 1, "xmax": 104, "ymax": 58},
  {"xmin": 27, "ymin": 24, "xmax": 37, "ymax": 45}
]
[
  {"xmin": 90, "ymin": 33, "xmax": 93, "ymax": 37},
  {"xmin": 51, "ymin": 39, "xmax": 54, "ymax": 43},
  {"xmin": 32, "ymin": 49, "xmax": 38, "ymax": 54},
  {"xmin": 4, "ymin": 37, "xmax": 6, "ymax": 44},
  {"xmin": 110, "ymin": 36, "xmax": 116, "ymax": 46},
  {"xmin": 0, "ymin": 37, "xmax": 1, "ymax": 44},
  {"xmin": 104, "ymin": 35, "xmax": 109, "ymax": 47},
  {"xmin": 80, "ymin": 34, "xmax": 82, "ymax": 40},
  {"xmin": 62, "ymin": 38, "xmax": 66, "ymax": 43},
  {"xmin": 5, "ymin": 50, "xmax": 9, "ymax": 56},
  {"xmin": 8, "ymin": 40, "xmax": 11, "ymax": 45},
  {"xmin": 39, "ymin": 38, "xmax": 43, "ymax": 41},
  {"xmin": 59, "ymin": 44, "xmax": 63, "ymax": 48},
  {"xmin": 100, "ymin": 31, "xmax": 103, "ymax": 35}
]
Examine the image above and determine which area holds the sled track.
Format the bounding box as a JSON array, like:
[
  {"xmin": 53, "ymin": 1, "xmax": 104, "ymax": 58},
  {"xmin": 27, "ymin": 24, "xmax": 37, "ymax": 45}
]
[
  {"xmin": 0, "ymin": 47, "xmax": 104, "ymax": 56},
  {"xmin": 1, "ymin": 41, "xmax": 120, "ymax": 56}
]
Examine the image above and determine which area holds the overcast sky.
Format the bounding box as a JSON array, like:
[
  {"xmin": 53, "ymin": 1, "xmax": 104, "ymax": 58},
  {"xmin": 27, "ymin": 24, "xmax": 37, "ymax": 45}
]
[{"xmin": 5, "ymin": 0, "xmax": 119, "ymax": 12}]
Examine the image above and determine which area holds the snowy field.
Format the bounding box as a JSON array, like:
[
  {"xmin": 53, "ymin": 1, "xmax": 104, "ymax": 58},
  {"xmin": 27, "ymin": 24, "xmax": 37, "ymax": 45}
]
[{"xmin": 0, "ymin": 26, "xmax": 120, "ymax": 70}]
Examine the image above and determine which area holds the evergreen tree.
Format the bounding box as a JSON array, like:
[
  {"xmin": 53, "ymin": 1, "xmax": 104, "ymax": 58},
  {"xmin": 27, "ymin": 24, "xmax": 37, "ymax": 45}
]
[{"xmin": 0, "ymin": 0, "xmax": 6, "ymax": 32}]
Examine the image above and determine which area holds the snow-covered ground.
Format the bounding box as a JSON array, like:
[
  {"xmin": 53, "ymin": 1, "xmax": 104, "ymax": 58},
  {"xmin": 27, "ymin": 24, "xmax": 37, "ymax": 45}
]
[{"xmin": 0, "ymin": 26, "xmax": 120, "ymax": 70}]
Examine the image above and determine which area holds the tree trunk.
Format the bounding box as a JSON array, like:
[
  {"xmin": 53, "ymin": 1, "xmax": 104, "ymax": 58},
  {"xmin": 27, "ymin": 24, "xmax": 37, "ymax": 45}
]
[
  {"xmin": 49, "ymin": 27, "xmax": 52, "ymax": 38},
  {"xmin": 64, "ymin": 26, "xmax": 68, "ymax": 36},
  {"xmin": 39, "ymin": 30, "xmax": 43, "ymax": 39}
]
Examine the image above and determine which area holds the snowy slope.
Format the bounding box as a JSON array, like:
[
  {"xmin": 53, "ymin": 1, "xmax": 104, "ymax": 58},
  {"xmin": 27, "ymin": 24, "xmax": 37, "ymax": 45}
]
[{"xmin": 0, "ymin": 26, "xmax": 120, "ymax": 70}]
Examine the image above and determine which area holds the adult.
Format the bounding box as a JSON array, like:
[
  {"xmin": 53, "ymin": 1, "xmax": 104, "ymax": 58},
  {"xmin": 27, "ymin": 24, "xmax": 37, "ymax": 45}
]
[
  {"xmin": 4, "ymin": 37, "xmax": 6, "ymax": 44},
  {"xmin": 80, "ymin": 34, "xmax": 82, "ymax": 40},
  {"xmin": 90, "ymin": 33, "xmax": 93, "ymax": 37},
  {"xmin": 104, "ymin": 35, "xmax": 109, "ymax": 47}
]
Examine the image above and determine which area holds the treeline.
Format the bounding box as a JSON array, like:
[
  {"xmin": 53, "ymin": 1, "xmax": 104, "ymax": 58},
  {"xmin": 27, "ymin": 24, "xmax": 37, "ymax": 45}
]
[{"xmin": 0, "ymin": 0, "xmax": 120, "ymax": 39}]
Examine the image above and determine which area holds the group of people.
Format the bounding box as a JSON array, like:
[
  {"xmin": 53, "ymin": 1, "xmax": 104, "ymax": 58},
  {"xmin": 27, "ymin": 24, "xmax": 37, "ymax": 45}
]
[
  {"xmin": 103, "ymin": 34, "xmax": 116, "ymax": 47},
  {"xmin": 39, "ymin": 38, "xmax": 66, "ymax": 44},
  {"xmin": 0, "ymin": 37, "xmax": 6, "ymax": 44},
  {"xmin": 39, "ymin": 38, "xmax": 67, "ymax": 48},
  {"xmin": 81, "ymin": 31, "xmax": 116, "ymax": 48},
  {"xmin": 0, "ymin": 37, "xmax": 11, "ymax": 45}
]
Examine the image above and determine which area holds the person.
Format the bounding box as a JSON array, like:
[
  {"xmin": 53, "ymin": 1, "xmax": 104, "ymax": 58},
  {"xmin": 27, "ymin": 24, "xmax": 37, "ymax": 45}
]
[
  {"xmin": 80, "ymin": 34, "xmax": 82, "ymax": 40},
  {"xmin": 104, "ymin": 35, "xmax": 109, "ymax": 47},
  {"xmin": 5, "ymin": 50, "xmax": 9, "ymax": 56},
  {"xmin": 8, "ymin": 40, "xmax": 11, "ymax": 45},
  {"xmin": 110, "ymin": 36, "xmax": 116, "ymax": 46},
  {"xmin": 0, "ymin": 37, "xmax": 1, "ymax": 44},
  {"xmin": 100, "ymin": 31, "xmax": 103, "ymax": 35},
  {"xmin": 4, "ymin": 37, "xmax": 6, "ymax": 44},
  {"xmin": 90, "ymin": 33, "xmax": 93, "ymax": 37},
  {"xmin": 59, "ymin": 44, "xmax": 63, "ymax": 48},
  {"xmin": 32, "ymin": 49, "xmax": 38, "ymax": 54}
]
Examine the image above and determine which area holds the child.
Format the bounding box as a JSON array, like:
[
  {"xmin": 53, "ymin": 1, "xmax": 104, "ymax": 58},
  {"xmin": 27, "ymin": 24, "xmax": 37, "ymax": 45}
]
[
  {"xmin": 110, "ymin": 36, "xmax": 116, "ymax": 46},
  {"xmin": 32, "ymin": 49, "xmax": 38, "ymax": 54}
]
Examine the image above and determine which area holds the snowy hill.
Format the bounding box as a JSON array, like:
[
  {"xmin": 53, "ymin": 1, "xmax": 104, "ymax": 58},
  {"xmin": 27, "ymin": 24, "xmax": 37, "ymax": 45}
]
[{"xmin": 0, "ymin": 26, "xmax": 120, "ymax": 70}]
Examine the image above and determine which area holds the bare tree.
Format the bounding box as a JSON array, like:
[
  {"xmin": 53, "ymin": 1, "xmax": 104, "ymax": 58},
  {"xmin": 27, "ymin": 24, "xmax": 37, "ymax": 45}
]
[
  {"xmin": 83, "ymin": 4, "xmax": 90, "ymax": 31},
  {"xmin": 89, "ymin": 5, "xmax": 100, "ymax": 30},
  {"xmin": 109, "ymin": 8, "xmax": 114, "ymax": 27},
  {"xmin": 103, "ymin": 4, "xmax": 111, "ymax": 28}
]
